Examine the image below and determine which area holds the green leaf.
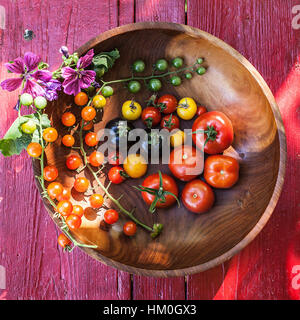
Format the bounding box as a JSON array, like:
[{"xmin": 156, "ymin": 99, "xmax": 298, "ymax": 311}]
[{"xmin": 92, "ymin": 49, "xmax": 120, "ymax": 76}]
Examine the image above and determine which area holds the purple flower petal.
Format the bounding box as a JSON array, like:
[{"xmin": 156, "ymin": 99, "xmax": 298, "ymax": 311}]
[
  {"xmin": 78, "ymin": 70, "xmax": 96, "ymax": 89},
  {"xmin": 31, "ymin": 69, "xmax": 53, "ymax": 82},
  {"xmin": 77, "ymin": 49, "xmax": 94, "ymax": 69},
  {"xmin": 5, "ymin": 57, "xmax": 25, "ymax": 74},
  {"xmin": 0, "ymin": 78, "xmax": 23, "ymax": 91},
  {"xmin": 23, "ymin": 78, "xmax": 45, "ymax": 98},
  {"xmin": 61, "ymin": 66, "xmax": 77, "ymax": 79},
  {"xmin": 45, "ymin": 79, "xmax": 62, "ymax": 91},
  {"xmin": 62, "ymin": 76, "xmax": 81, "ymax": 96},
  {"xmin": 24, "ymin": 52, "xmax": 41, "ymax": 72}
]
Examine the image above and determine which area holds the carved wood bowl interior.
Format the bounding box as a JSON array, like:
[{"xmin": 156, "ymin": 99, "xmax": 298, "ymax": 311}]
[{"xmin": 33, "ymin": 22, "xmax": 286, "ymax": 277}]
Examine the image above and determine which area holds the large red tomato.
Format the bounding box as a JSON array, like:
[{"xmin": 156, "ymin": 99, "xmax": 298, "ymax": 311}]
[
  {"xmin": 204, "ymin": 155, "xmax": 239, "ymax": 188},
  {"xmin": 169, "ymin": 145, "xmax": 204, "ymax": 181},
  {"xmin": 182, "ymin": 179, "xmax": 215, "ymax": 214},
  {"xmin": 138, "ymin": 171, "xmax": 179, "ymax": 212},
  {"xmin": 192, "ymin": 111, "xmax": 234, "ymax": 154},
  {"xmin": 157, "ymin": 94, "xmax": 178, "ymax": 114}
]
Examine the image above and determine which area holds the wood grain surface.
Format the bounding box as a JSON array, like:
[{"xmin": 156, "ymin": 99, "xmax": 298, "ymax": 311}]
[{"xmin": 0, "ymin": 0, "xmax": 299, "ymax": 300}]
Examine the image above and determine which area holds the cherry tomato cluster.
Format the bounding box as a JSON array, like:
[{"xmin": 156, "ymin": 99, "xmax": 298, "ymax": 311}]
[{"xmin": 116, "ymin": 92, "xmax": 239, "ymax": 215}]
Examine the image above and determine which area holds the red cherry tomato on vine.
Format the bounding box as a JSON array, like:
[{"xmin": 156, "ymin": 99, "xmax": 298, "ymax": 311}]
[
  {"xmin": 56, "ymin": 187, "xmax": 71, "ymax": 201},
  {"xmin": 108, "ymin": 166, "xmax": 127, "ymax": 184},
  {"xmin": 182, "ymin": 179, "xmax": 215, "ymax": 214},
  {"xmin": 66, "ymin": 154, "xmax": 82, "ymax": 170},
  {"xmin": 47, "ymin": 182, "xmax": 63, "ymax": 199},
  {"xmin": 196, "ymin": 105, "xmax": 207, "ymax": 117},
  {"xmin": 61, "ymin": 112, "xmax": 76, "ymax": 127},
  {"xmin": 123, "ymin": 221, "xmax": 137, "ymax": 236},
  {"xmin": 160, "ymin": 114, "xmax": 180, "ymax": 132},
  {"xmin": 27, "ymin": 142, "xmax": 42, "ymax": 158},
  {"xmin": 73, "ymin": 177, "xmax": 89, "ymax": 193},
  {"xmin": 43, "ymin": 165, "xmax": 58, "ymax": 182},
  {"xmin": 192, "ymin": 111, "xmax": 234, "ymax": 154},
  {"xmin": 204, "ymin": 155, "xmax": 239, "ymax": 188},
  {"xmin": 104, "ymin": 209, "xmax": 119, "ymax": 224},
  {"xmin": 66, "ymin": 214, "xmax": 82, "ymax": 230},
  {"xmin": 157, "ymin": 94, "xmax": 178, "ymax": 114},
  {"xmin": 169, "ymin": 145, "xmax": 204, "ymax": 181},
  {"xmin": 89, "ymin": 194, "xmax": 104, "ymax": 209},
  {"xmin": 57, "ymin": 200, "xmax": 73, "ymax": 217},
  {"xmin": 141, "ymin": 106, "xmax": 161, "ymax": 128},
  {"xmin": 57, "ymin": 233, "xmax": 72, "ymax": 249},
  {"xmin": 85, "ymin": 132, "xmax": 98, "ymax": 147},
  {"xmin": 62, "ymin": 134, "xmax": 75, "ymax": 147}
]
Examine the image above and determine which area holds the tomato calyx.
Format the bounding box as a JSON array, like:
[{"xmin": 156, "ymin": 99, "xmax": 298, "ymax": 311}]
[
  {"xmin": 119, "ymin": 169, "xmax": 130, "ymax": 179},
  {"xmin": 144, "ymin": 117, "xmax": 153, "ymax": 129},
  {"xmin": 177, "ymin": 98, "xmax": 189, "ymax": 109},
  {"xmin": 135, "ymin": 171, "xmax": 180, "ymax": 213},
  {"xmin": 129, "ymin": 100, "xmax": 137, "ymax": 113},
  {"xmin": 150, "ymin": 223, "xmax": 164, "ymax": 239},
  {"xmin": 192, "ymin": 125, "xmax": 218, "ymax": 147},
  {"xmin": 163, "ymin": 113, "xmax": 175, "ymax": 129},
  {"xmin": 146, "ymin": 94, "xmax": 158, "ymax": 107}
]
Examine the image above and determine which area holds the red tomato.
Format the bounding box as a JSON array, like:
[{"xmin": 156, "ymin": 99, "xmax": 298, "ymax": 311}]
[
  {"xmin": 47, "ymin": 182, "xmax": 63, "ymax": 199},
  {"xmin": 140, "ymin": 172, "xmax": 178, "ymax": 210},
  {"xmin": 108, "ymin": 166, "xmax": 127, "ymax": 184},
  {"xmin": 157, "ymin": 94, "xmax": 178, "ymax": 114},
  {"xmin": 169, "ymin": 145, "xmax": 204, "ymax": 181},
  {"xmin": 104, "ymin": 209, "xmax": 119, "ymax": 224},
  {"xmin": 85, "ymin": 132, "xmax": 98, "ymax": 147},
  {"xmin": 57, "ymin": 233, "xmax": 72, "ymax": 249},
  {"xmin": 107, "ymin": 151, "xmax": 123, "ymax": 165},
  {"xmin": 66, "ymin": 154, "xmax": 82, "ymax": 170},
  {"xmin": 123, "ymin": 221, "xmax": 137, "ymax": 236},
  {"xmin": 204, "ymin": 155, "xmax": 239, "ymax": 188},
  {"xmin": 192, "ymin": 111, "xmax": 234, "ymax": 154},
  {"xmin": 66, "ymin": 214, "xmax": 82, "ymax": 230},
  {"xmin": 141, "ymin": 106, "xmax": 162, "ymax": 128},
  {"xmin": 182, "ymin": 179, "xmax": 215, "ymax": 214},
  {"xmin": 43, "ymin": 165, "xmax": 58, "ymax": 182},
  {"xmin": 196, "ymin": 105, "xmax": 207, "ymax": 117},
  {"xmin": 73, "ymin": 177, "xmax": 89, "ymax": 193},
  {"xmin": 160, "ymin": 114, "xmax": 180, "ymax": 132}
]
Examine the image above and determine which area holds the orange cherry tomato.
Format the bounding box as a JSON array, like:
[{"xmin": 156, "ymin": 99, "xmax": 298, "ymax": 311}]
[
  {"xmin": 89, "ymin": 194, "xmax": 104, "ymax": 209},
  {"xmin": 73, "ymin": 177, "xmax": 89, "ymax": 193},
  {"xmin": 123, "ymin": 221, "xmax": 137, "ymax": 236},
  {"xmin": 74, "ymin": 92, "xmax": 88, "ymax": 106},
  {"xmin": 62, "ymin": 134, "xmax": 75, "ymax": 147},
  {"xmin": 43, "ymin": 127, "xmax": 58, "ymax": 142},
  {"xmin": 81, "ymin": 106, "xmax": 96, "ymax": 122},
  {"xmin": 85, "ymin": 132, "xmax": 98, "ymax": 147},
  {"xmin": 57, "ymin": 200, "xmax": 73, "ymax": 217},
  {"xmin": 27, "ymin": 142, "xmax": 42, "ymax": 158},
  {"xmin": 61, "ymin": 112, "xmax": 76, "ymax": 127},
  {"xmin": 66, "ymin": 214, "xmax": 82, "ymax": 230},
  {"xmin": 57, "ymin": 233, "xmax": 72, "ymax": 249},
  {"xmin": 47, "ymin": 182, "xmax": 63, "ymax": 199},
  {"xmin": 66, "ymin": 154, "xmax": 82, "ymax": 170},
  {"xmin": 204, "ymin": 155, "xmax": 239, "ymax": 189},
  {"xmin": 43, "ymin": 165, "xmax": 58, "ymax": 182},
  {"xmin": 56, "ymin": 187, "xmax": 71, "ymax": 202},
  {"xmin": 89, "ymin": 151, "xmax": 104, "ymax": 167},
  {"xmin": 182, "ymin": 179, "xmax": 215, "ymax": 214},
  {"xmin": 81, "ymin": 120, "xmax": 93, "ymax": 131},
  {"xmin": 72, "ymin": 205, "xmax": 84, "ymax": 217}
]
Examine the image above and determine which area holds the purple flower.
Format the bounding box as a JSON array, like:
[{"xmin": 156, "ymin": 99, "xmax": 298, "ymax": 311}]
[
  {"xmin": 59, "ymin": 46, "xmax": 69, "ymax": 58},
  {"xmin": 61, "ymin": 49, "xmax": 96, "ymax": 96},
  {"xmin": 42, "ymin": 79, "xmax": 62, "ymax": 101},
  {"xmin": 0, "ymin": 52, "xmax": 53, "ymax": 98}
]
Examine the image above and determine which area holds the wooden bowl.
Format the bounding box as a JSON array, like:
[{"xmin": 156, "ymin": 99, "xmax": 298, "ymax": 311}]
[{"xmin": 33, "ymin": 22, "xmax": 286, "ymax": 277}]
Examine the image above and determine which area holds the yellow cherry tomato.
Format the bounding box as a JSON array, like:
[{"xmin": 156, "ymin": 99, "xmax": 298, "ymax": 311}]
[
  {"xmin": 170, "ymin": 129, "xmax": 186, "ymax": 148},
  {"xmin": 123, "ymin": 154, "xmax": 147, "ymax": 178},
  {"xmin": 176, "ymin": 97, "xmax": 197, "ymax": 120},
  {"xmin": 122, "ymin": 100, "xmax": 142, "ymax": 121},
  {"xmin": 92, "ymin": 95, "xmax": 106, "ymax": 108}
]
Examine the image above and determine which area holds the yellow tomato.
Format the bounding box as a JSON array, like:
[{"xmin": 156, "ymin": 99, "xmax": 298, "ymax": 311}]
[
  {"xmin": 123, "ymin": 154, "xmax": 147, "ymax": 178},
  {"xmin": 92, "ymin": 95, "xmax": 106, "ymax": 108},
  {"xmin": 177, "ymin": 97, "xmax": 197, "ymax": 120},
  {"xmin": 122, "ymin": 100, "xmax": 142, "ymax": 121},
  {"xmin": 170, "ymin": 129, "xmax": 186, "ymax": 148}
]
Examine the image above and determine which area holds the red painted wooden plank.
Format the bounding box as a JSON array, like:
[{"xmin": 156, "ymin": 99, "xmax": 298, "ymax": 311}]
[
  {"xmin": 187, "ymin": 0, "xmax": 300, "ymax": 300},
  {"xmin": 0, "ymin": 0, "xmax": 131, "ymax": 300},
  {"xmin": 131, "ymin": 0, "xmax": 186, "ymax": 300}
]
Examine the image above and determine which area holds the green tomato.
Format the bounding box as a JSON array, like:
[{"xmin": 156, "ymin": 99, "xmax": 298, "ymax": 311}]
[
  {"xmin": 128, "ymin": 80, "xmax": 141, "ymax": 93},
  {"xmin": 185, "ymin": 73, "xmax": 192, "ymax": 79},
  {"xmin": 20, "ymin": 93, "xmax": 33, "ymax": 106},
  {"xmin": 95, "ymin": 67, "xmax": 105, "ymax": 78},
  {"xmin": 34, "ymin": 96, "xmax": 47, "ymax": 109},
  {"xmin": 132, "ymin": 60, "xmax": 145, "ymax": 73},
  {"xmin": 148, "ymin": 78, "xmax": 162, "ymax": 92},
  {"xmin": 196, "ymin": 67, "xmax": 206, "ymax": 75},
  {"xmin": 170, "ymin": 76, "xmax": 181, "ymax": 86},
  {"xmin": 172, "ymin": 57, "xmax": 183, "ymax": 68},
  {"xmin": 21, "ymin": 119, "xmax": 37, "ymax": 134},
  {"xmin": 155, "ymin": 59, "xmax": 168, "ymax": 71},
  {"xmin": 101, "ymin": 86, "xmax": 114, "ymax": 97},
  {"xmin": 197, "ymin": 58, "xmax": 204, "ymax": 64}
]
